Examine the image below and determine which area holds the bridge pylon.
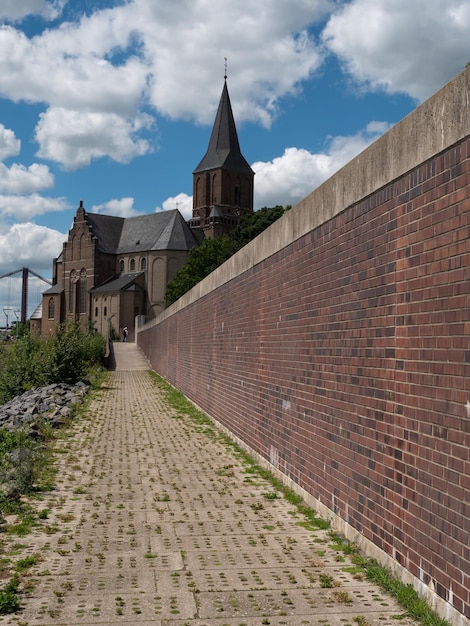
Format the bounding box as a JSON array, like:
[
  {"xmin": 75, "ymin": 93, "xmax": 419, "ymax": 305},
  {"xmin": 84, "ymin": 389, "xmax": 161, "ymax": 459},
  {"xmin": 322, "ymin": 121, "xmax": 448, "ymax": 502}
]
[{"xmin": 0, "ymin": 267, "xmax": 52, "ymax": 325}]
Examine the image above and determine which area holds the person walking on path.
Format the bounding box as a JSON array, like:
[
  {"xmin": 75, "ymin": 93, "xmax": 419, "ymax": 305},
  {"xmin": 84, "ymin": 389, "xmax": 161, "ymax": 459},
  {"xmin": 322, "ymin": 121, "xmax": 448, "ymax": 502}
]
[{"xmin": 122, "ymin": 326, "xmax": 128, "ymax": 342}]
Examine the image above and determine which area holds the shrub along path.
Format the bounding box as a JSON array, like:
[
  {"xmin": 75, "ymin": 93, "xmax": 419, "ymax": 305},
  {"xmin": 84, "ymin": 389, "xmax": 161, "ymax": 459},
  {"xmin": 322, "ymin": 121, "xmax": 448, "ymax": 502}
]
[{"xmin": 1, "ymin": 343, "xmax": 419, "ymax": 625}]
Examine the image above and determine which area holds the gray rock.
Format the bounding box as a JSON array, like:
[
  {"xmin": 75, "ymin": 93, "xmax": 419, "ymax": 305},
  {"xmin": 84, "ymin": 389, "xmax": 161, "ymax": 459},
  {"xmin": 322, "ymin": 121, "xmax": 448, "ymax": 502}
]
[{"xmin": 0, "ymin": 380, "xmax": 91, "ymax": 434}]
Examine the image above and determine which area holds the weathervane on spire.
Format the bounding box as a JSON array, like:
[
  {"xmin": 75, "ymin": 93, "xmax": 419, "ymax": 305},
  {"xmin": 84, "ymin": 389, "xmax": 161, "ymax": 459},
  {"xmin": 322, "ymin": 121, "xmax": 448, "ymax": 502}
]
[{"xmin": 224, "ymin": 57, "xmax": 228, "ymax": 80}]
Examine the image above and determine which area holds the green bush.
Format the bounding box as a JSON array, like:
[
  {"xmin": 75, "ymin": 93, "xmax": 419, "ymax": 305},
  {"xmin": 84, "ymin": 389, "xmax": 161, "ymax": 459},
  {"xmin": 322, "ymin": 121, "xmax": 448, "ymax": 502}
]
[
  {"xmin": 0, "ymin": 575, "xmax": 20, "ymax": 615},
  {"xmin": 0, "ymin": 333, "xmax": 47, "ymax": 402},
  {"xmin": 43, "ymin": 322, "xmax": 105, "ymax": 384},
  {"xmin": 0, "ymin": 430, "xmax": 38, "ymax": 509},
  {"xmin": 0, "ymin": 322, "xmax": 106, "ymax": 405}
]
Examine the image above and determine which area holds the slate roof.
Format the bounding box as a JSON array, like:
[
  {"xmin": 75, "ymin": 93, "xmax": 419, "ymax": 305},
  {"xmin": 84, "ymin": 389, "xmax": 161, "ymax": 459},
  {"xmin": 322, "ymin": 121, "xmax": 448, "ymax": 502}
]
[
  {"xmin": 85, "ymin": 214, "xmax": 124, "ymax": 254},
  {"xmin": 43, "ymin": 282, "xmax": 63, "ymax": 295},
  {"xmin": 91, "ymin": 272, "xmax": 145, "ymax": 293},
  {"xmin": 30, "ymin": 302, "xmax": 43, "ymax": 320},
  {"xmin": 85, "ymin": 209, "xmax": 200, "ymax": 255},
  {"xmin": 193, "ymin": 80, "xmax": 254, "ymax": 175}
]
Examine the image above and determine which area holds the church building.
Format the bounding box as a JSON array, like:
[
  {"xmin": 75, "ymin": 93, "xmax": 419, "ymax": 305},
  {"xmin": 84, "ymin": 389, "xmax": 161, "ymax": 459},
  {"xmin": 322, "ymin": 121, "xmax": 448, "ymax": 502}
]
[
  {"xmin": 190, "ymin": 79, "xmax": 254, "ymax": 238},
  {"xmin": 32, "ymin": 78, "xmax": 254, "ymax": 340}
]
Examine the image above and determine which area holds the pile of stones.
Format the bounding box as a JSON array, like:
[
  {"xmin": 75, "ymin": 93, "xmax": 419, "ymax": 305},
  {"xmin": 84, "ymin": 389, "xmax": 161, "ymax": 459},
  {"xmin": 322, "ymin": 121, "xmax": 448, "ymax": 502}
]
[
  {"xmin": 0, "ymin": 382, "xmax": 90, "ymax": 516},
  {"xmin": 0, "ymin": 381, "xmax": 90, "ymax": 435}
]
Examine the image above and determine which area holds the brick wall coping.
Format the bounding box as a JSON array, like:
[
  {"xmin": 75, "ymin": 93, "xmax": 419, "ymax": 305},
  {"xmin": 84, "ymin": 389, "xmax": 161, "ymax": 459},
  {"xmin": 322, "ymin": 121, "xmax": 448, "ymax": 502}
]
[{"xmin": 141, "ymin": 65, "xmax": 470, "ymax": 329}]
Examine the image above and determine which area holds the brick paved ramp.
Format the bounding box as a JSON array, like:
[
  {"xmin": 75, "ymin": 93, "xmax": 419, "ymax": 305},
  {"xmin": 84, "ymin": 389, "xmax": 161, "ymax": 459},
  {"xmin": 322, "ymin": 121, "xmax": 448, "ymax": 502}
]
[
  {"xmin": 110, "ymin": 341, "xmax": 150, "ymax": 370},
  {"xmin": 0, "ymin": 348, "xmax": 418, "ymax": 625}
]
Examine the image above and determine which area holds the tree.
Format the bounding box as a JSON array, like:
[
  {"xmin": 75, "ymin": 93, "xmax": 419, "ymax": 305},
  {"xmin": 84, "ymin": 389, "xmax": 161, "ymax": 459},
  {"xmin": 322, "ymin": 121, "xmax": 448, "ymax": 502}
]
[
  {"xmin": 230, "ymin": 205, "xmax": 286, "ymax": 249},
  {"xmin": 166, "ymin": 236, "xmax": 234, "ymax": 305},
  {"xmin": 166, "ymin": 205, "xmax": 288, "ymax": 304}
]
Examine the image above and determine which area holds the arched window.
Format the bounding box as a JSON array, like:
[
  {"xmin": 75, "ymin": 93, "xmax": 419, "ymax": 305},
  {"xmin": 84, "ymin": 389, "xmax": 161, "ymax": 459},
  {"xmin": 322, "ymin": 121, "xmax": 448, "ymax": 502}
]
[
  {"xmin": 48, "ymin": 297, "xmax": 55, "ymax": 320},
  {"xmin": 235, "ymin": 176, "xmax": 241, "ymax": 206},
  {"xmin": 69, "ymin": 269, "xmax": 77, "ymax": 313},
  {"xmin": 79, "ymin": 269, "xmax": 87, "ymax": 313},
  {"xmin": 140, "ymin": 257, "xmax": 146, "ymax": 270},
  {"xmin": 205, "ymin": 172, "xmax": 211, "ymax": 206},
  {"xmin": 104, "ymin": 306, "xmax": 107, "ymax": 317},
  {"xmin": 95, "ymin": 307, "xmax": 98, "ymax": 317},
  {"xmin": 130, "ymin": 258, "xmax": 135, "ymax": 271},
  {"xmin": 78, "ymin": 233, "xmax": 85, "ymax": 259},
  {"xmin": 119, "ymin": 259, "xmax": 124, "ymax": 272},
  {"xmin": 211, "ymin": 173, "xmax": 217, "ymax": 204}
]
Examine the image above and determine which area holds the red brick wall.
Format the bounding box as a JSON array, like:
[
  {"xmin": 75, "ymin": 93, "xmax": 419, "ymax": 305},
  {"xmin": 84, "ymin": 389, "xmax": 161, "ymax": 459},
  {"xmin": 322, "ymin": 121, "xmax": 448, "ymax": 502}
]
[{"xmin": 139, "ymin": 136, "xmax": 470, "ymax": 620}]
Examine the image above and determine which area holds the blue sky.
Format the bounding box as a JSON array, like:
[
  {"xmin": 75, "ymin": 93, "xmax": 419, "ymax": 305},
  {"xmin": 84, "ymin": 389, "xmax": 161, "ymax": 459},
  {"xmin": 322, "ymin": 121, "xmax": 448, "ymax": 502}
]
[{"xmin": 1, "ymin": 0, "xmax": 469, "ymax": 319}]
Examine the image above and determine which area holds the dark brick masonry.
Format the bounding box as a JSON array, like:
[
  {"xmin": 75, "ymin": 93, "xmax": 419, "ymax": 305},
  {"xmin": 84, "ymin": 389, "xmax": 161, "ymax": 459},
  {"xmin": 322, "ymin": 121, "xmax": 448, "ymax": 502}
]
[{"xmin": 139, "ymin": 136, "xmax": 470, "ymax": 620}]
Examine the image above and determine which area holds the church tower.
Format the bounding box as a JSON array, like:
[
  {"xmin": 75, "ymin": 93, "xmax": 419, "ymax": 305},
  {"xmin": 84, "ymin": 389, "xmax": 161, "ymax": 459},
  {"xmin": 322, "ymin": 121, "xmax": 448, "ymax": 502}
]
[{"xmin": 190, "ymin": 77, "xmax": 254, "ymax": 239}]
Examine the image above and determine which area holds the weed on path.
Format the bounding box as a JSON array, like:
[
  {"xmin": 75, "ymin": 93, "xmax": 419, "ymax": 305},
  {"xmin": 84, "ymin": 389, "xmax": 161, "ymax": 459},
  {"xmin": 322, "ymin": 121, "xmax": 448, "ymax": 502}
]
[{"xmin": 0, "ymin": 371, "xmax": 449, "ymax": 626}]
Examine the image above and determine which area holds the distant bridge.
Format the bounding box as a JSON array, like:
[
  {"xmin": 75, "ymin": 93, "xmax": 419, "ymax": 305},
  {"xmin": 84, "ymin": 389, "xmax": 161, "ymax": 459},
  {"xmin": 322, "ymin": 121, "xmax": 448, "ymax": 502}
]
[{"xmin": 0, "ymin": 267, "xmax": 52, "ymax": 325}]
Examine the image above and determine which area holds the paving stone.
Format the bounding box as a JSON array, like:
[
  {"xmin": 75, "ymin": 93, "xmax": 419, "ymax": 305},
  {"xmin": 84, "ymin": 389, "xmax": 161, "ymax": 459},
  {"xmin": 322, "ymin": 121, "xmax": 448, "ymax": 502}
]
[{"xmin": 0, "ymin": 345, "xmax": 419, "ymax": 625}]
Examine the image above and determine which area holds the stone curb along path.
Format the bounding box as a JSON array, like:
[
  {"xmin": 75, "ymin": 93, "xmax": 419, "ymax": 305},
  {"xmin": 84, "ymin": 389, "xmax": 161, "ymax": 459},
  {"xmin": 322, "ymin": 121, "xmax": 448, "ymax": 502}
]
[{"xmin": 0, "ymin": 353, "xmax": 420, "ymax": 625}]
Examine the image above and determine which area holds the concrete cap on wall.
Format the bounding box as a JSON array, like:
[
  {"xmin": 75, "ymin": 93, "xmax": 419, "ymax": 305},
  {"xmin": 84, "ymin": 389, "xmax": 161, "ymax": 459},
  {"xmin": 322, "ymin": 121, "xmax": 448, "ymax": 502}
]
[{"xmin": 144, "ymin": 65, "xmax": 470, "ymax": 327}]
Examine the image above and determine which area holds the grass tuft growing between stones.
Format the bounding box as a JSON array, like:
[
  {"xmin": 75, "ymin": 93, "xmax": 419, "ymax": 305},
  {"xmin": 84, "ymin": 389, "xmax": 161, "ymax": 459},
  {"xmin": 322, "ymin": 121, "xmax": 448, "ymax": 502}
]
[
  {"xmin": 0, "ymin": 575, "xmax": 20, "ymax": 615},
  {"xmin": 330, "ymin": 533, "xmax": 453, "ymax": 626},
  {"xmin": 149, "ymin": 371, "xmax": 454, "ymax": 626},
  {"xmin": 0, "ymin": 366, "xmax": 107, "ymax": 615}
]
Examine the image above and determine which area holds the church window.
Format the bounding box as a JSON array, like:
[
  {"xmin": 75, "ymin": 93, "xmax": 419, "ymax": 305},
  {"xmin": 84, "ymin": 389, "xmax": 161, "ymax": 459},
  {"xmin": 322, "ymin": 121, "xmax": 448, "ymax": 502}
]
[
  {"xmin": 69, "ymin": 269, "xmax": 77, "ymax": 313},
  {"xmin": 140, "ymin": 257, "xmax": 146, "ymax": 270},
  {"xmin": 104, "ymin": 306, "xmax": 107, "ymax": 317},
  {"xmin": 95, "ymin": 307, "xmax": 98, "ymax": 317},
  {"xmin": 130, "ymin": 258, "xmax": 135, "ymax": 271},
  {"xmin": 48, "ymin": 298, "xmax": 54, "ymax": 320},
  {"xmin": 211, "ymin": 173, "xmax": 217, "ymax": 204},
  {"xmin": 78, "ymin": 233, "xmax": 85, "ymax": 259},
  {"xmin": 79, "ymin": 269, "xmax": 87, "ymax": 313},
  {"xmin": 120, "ymin": 259, "xmax": 124, "ymax": 272},
  {"xmin": 205, "ymin": 172, "xmax": 211, "ymax": 206},
  {"xmin": 234, "ymin": 185, "xmax": 241, "ymax": 206}
]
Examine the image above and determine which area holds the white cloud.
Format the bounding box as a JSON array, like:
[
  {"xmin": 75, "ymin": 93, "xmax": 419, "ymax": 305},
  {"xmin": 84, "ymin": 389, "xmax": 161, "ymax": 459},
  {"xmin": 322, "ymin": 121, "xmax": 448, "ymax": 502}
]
[
  {"xmin": 0, "ymin": 162, "xmax": 54, "ymax": 194},
  {"xmin": 252, "ymin": 122, "xmax": 391, "ymax": 208},
  {"xmin": 0, "ymin": 0, "xmax": 65, "ymax": 21},
  {"xmin": 1, "ymin": 0, "xmax": 466, "ymax": 199},
  {"xmin": 92, "ymin": 197, "xmax": 141, "ymax": 217},
  {"xmin": 158, "ymin": 193, "xmax": 193, "ymax": 221},
  {"xmin": 35, "ymin": 108, "xmax": 153, "ymax": 169},
  {"xmin": 0, "ymin": 24, "xmax": 148, "ymax": 115},
  {"xmin": 0, "ymin": 0, "xmax": 330, "ymax": 127},
  {"xmin": 323, "ymin": 0, "xmax": 470, "ymax": 101},
  {"xmin": 158, "ymin": 122, "xmax": 391, "ymax": 214},
  {"xmin": 0, "ymin": 125, "xmax": 55, "ymax": 195},
  {"xmin": 0, "ymin": 194, "xmax": 70, "ymax": 221},
  {"xmin": 0, "ymin": 222, "xmax": 65, "ymax": 275},
  {"xmin": 0, "ymin": 221, "xmax": 65, "ymax": 318},
  {"xmin": 132, "ymin": 0, "xmax": 331, "ymax": 125},
  {"xmin": 0, "ymin": 124, "xmax": 21, "ymax": 161}
]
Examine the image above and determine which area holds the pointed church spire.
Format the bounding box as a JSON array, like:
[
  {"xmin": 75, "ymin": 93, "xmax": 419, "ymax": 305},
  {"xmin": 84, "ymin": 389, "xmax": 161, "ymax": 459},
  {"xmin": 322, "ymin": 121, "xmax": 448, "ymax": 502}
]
[
  {"xmin": 193, "ymin": 79, "xmax": 253, "ymax": 175},
  {"xmin": 191, "ymin": 75, "xmax": 254, "ymax": 239}
]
